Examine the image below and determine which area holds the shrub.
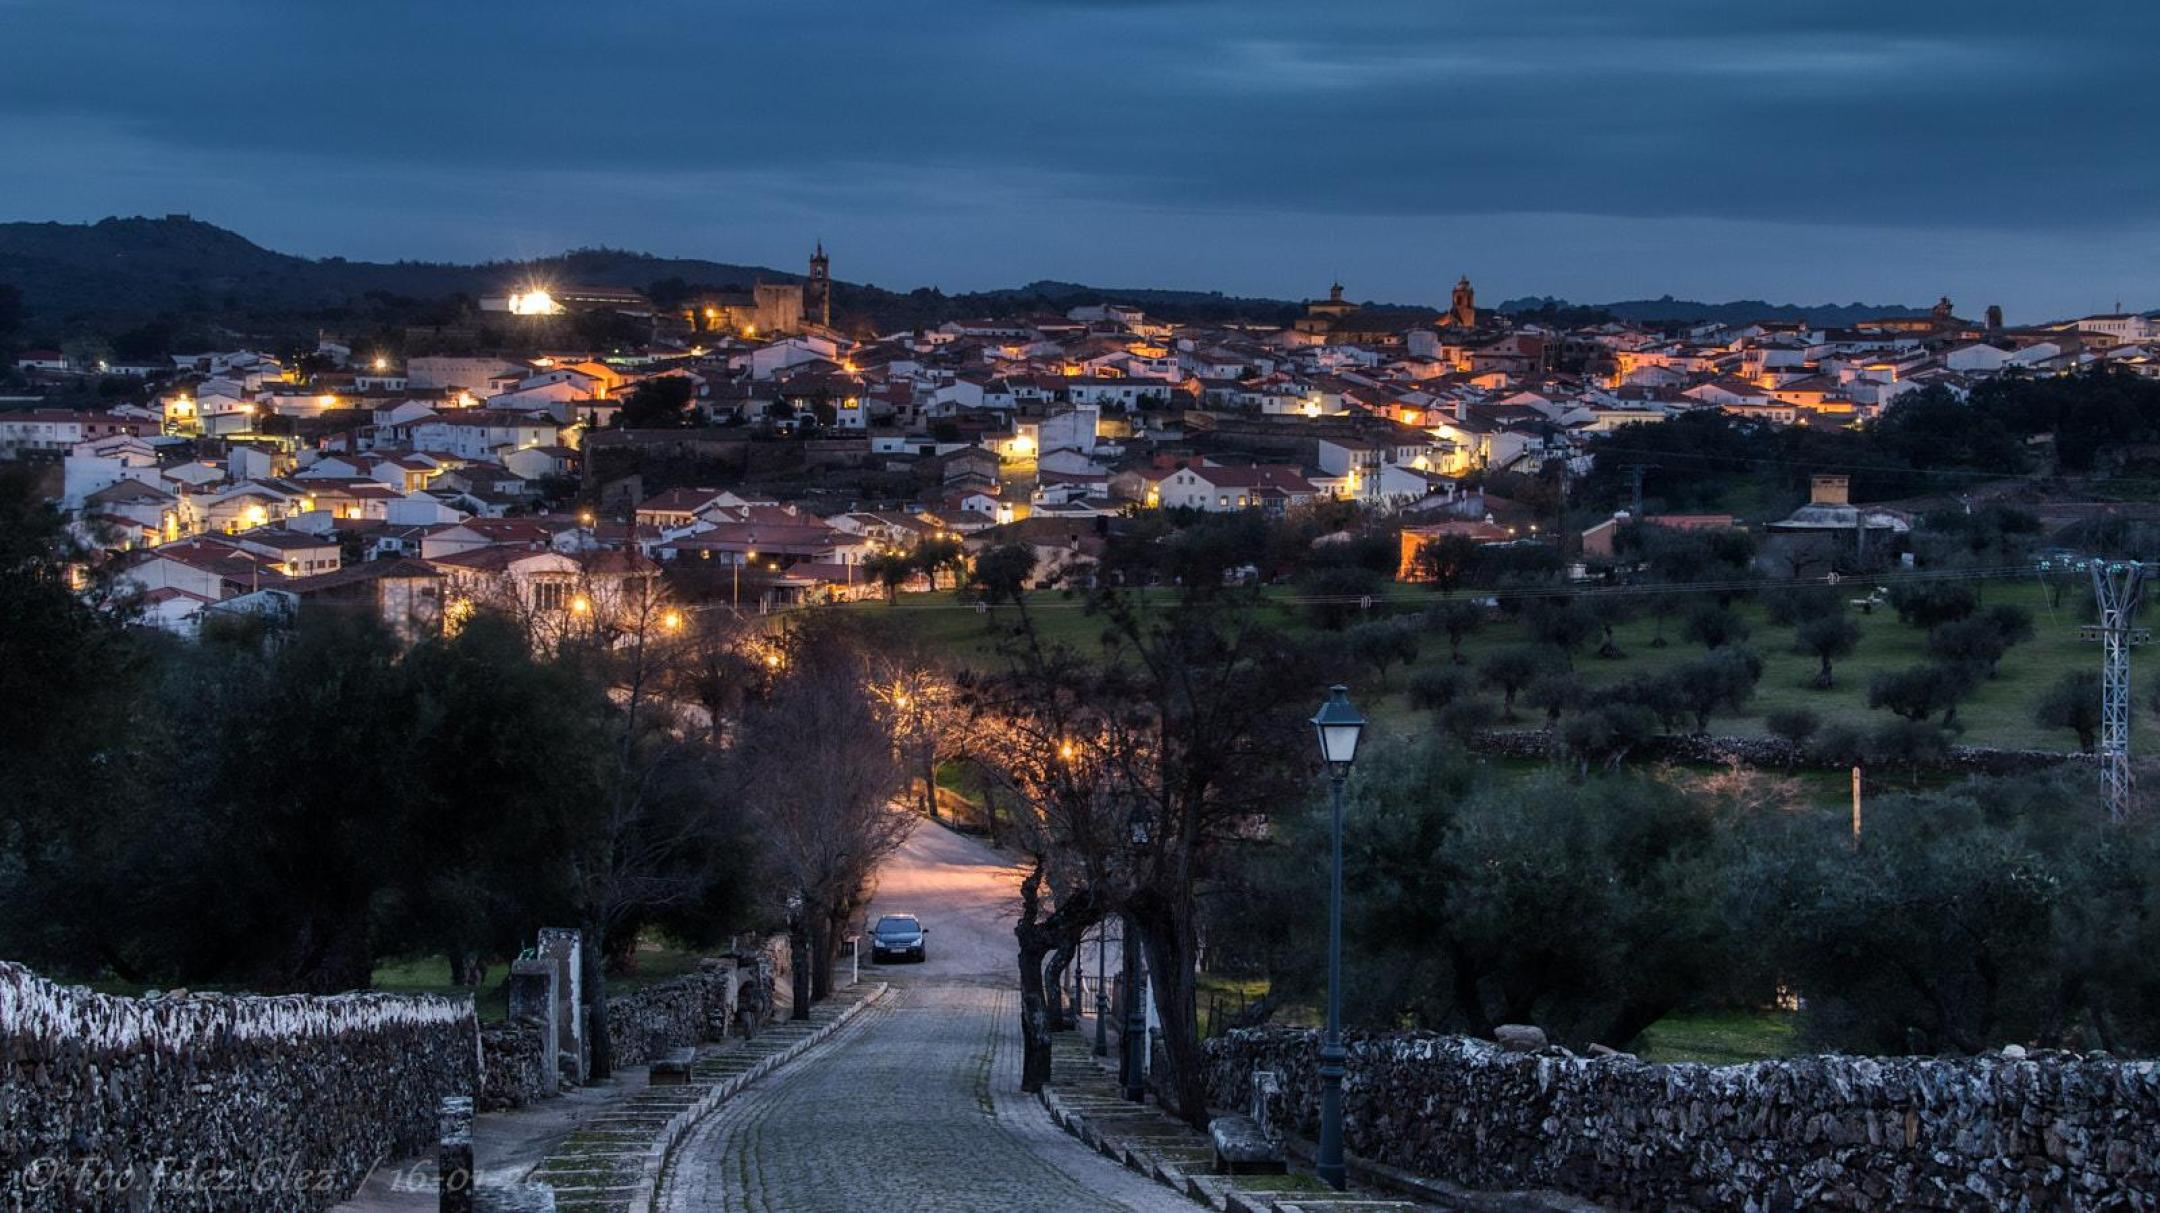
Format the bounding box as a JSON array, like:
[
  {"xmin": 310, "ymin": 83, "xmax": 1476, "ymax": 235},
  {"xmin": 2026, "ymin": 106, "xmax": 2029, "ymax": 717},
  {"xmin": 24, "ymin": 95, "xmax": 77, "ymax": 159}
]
[
  {"xmin": 2033, "ymin": 669, "xmax": 2104, "ymax": 753},
  {"xmin": 1765, "ymin": 708, "xmax": 1821, "ymax": 748},
  {"xmin": 1408, "ymin": 666, "xmax": 1470, "ymax": 711},
  {"xmin": 1682, "ymin": 601, "xmax": 1750, "ymax": 650}
]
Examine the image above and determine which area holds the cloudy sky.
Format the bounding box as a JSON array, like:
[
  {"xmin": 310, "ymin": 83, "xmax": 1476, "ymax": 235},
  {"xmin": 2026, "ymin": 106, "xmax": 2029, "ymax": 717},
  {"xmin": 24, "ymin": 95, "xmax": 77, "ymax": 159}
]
[{"xmin": 3, "ymin": 0, "xmax": 2155, "ymax": 320}]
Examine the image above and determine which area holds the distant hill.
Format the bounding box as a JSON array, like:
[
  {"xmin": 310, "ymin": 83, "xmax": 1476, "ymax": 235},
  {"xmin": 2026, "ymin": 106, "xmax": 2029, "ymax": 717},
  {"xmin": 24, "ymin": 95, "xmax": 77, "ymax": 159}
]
[
  {"xmin": 0, "ymin": 215, "xmax": 787, "ymax": 319},
  {"xmin": 1499, "ymin": 294, "xmax": 1928, "ymax": 329},
  {"xmin": 0, "ymin": 214, "xmax": 1933, "ymax": 338}
]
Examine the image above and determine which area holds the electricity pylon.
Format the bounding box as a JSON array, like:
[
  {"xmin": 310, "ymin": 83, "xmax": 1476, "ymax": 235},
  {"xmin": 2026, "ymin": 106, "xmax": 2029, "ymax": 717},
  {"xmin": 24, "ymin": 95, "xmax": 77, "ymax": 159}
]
[{"xmin": 2092, "ymin": 561, "xmax": 2146, "ymax": 822}]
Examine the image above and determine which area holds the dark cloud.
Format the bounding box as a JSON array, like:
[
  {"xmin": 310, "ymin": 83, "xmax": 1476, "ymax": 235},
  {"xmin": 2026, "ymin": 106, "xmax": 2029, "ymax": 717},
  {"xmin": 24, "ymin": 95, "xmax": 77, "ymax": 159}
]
[{"xmin": 0, "ymin": 0, "xmax": 2154, "ymax": 317}]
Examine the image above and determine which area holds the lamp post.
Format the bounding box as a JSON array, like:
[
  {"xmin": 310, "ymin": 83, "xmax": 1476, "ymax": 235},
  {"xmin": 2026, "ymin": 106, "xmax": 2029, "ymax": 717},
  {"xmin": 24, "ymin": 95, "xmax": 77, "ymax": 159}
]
[
  {"xmin": 1310, "ymin": 684, "xmax": 1365, "ymax": 1191},
  {"xmin": 1093, "ymin": 921, "xmax": 1110, "ymax": 1057},
  {"xmin": 1122, "ymin": 803, "xmax": 1157, "ymax": 1103},
  {"xmin": 1121, "ymin": 921, "xmax": 1146, "ymax": 1102}
]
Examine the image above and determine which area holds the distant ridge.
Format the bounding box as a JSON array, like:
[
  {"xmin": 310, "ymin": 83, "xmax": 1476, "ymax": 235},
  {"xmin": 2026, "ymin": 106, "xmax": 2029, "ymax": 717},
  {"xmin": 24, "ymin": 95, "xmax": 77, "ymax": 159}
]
[
  {"xmin": 1499, "ymin": 294, "xmax": 1928, "ymax": 328},
  {"xmin": 0, "ymin": 215, "xmax": 783, "ymax": 318},
  {"xmin": 1, "ymin": 214, "xmax": 1933, "ymax": 332}
]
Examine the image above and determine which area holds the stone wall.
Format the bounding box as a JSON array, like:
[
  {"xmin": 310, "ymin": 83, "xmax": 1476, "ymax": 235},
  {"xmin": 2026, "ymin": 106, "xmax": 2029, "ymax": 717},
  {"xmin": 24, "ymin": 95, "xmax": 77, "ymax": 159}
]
[
  {"xmin": 1469, "ymin": 728, "xmax": 2082, "ymax": 776},
  {"xmin": 604, "ymin": 961, "xmax": 735, "ymax": 1069},
  {"xmin": 0, "ymin": 961, "xmax": 478, "ymax": 1212},
  {"xmin": 478, "ymin": 1018, "xmax": 555, "ymax": 1113},
  {"xmin": 1204, "ymin": 1028, "xmax": 2160, "ymax": 1211}
]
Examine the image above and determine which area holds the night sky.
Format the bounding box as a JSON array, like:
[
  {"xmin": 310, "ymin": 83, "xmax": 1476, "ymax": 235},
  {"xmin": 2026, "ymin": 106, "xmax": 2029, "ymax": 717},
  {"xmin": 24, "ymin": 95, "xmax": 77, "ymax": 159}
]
[{"xmin": 3, "ymin": 0, "xmax": 2155, "ymax": 321}]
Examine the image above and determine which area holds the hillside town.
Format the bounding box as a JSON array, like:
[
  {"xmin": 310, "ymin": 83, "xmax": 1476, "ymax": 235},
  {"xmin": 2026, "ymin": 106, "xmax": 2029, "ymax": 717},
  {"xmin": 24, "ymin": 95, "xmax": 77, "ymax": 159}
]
[{"xmin": 8, "ymin": 249, "xmax": 2159, "ymax": 638}]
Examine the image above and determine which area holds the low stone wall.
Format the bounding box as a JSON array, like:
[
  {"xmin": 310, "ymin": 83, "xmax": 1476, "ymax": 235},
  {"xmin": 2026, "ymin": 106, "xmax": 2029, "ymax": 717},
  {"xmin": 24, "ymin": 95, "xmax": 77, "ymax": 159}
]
[
  {"xmin": 1470, "ymin": 728, "xmax": 2081, "ymax": 775},
  {"xmin": 1204, "ymin": 1028, "xmax": 2160, "ymax": 1211},
  {"xmin": 605, "ymin": 962, "xmax": 733, "ymax": 1070},
  {"xmin": 478, "ymin": 1017, "xmax": 555, "ymax": 1112},
  {"xmin": 0, "ymin": 961, "xmax": 478, "ymax": 1212}
]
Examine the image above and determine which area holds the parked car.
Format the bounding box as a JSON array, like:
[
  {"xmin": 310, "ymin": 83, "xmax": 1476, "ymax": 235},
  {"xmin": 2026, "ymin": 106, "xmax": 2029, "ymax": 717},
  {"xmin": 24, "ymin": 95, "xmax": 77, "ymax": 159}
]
[{"xmin": 868, "ymin": 913, "xmax": 928, "ymax": 963}]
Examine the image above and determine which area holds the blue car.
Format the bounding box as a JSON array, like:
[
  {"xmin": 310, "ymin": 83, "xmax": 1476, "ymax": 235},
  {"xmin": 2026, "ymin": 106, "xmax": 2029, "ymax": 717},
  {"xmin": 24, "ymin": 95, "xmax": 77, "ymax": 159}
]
[{"xmin": 869, "ymin": 913, "xmax": 927, "ymax": 963}]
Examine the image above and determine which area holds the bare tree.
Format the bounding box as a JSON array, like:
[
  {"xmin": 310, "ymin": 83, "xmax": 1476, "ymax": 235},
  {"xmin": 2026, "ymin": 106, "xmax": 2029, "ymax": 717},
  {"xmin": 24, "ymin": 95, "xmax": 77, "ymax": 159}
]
[
  {"xmin": 737, "ymin": 623, "xmax": 910, "ymax": 1015},
  {"xmin": 967, "ymin": 590, "xmax": 1314, "ymax": 1120},
  {"xmin": 565, "ymin": 578, "xmax": 754, "ymax": 1079}
]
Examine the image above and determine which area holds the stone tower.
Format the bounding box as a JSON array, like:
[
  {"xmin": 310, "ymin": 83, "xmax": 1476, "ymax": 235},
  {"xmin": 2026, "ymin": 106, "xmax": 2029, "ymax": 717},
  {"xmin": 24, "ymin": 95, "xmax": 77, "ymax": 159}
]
[
  {"xmin": 808, "ymin": 242, "xmax": 831, "ymax": 329},
  {"xmin": 1986, "ymin": 304, "xmax": 2004, "ymax": 331},
  {"xmin": 1449, "ymin": 275, "xmax": 1476, "ymax": 328}
]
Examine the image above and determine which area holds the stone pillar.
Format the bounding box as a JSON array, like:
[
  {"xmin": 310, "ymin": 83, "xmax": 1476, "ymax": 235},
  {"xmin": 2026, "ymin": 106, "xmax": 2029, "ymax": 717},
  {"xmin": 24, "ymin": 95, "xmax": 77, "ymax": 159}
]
[
  {"xmin": 438, "ymin": 1095, "xmax": 474, "ymax": 1213},
  {"xmin": 506, "ymin": 959, "xmax": 559, "ymax": 1092},
  {"xmin": 536, "ymin": 928, "xmax": 586, "ymax": 1084}
]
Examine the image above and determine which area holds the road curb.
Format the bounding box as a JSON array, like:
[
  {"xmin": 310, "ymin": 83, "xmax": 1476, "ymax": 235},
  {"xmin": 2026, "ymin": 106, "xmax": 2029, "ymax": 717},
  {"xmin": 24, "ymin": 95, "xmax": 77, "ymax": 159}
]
[{"xmin": 631, "ymin": 980, "xmax": 890, "ymax": 1211}]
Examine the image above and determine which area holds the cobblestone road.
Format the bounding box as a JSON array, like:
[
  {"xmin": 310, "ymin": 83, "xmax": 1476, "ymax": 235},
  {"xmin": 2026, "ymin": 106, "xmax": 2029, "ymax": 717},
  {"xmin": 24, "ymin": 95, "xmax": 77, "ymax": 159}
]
[{"xmin": 658, "ymin": 821, "xmax": 1196, "ymax": 1212}]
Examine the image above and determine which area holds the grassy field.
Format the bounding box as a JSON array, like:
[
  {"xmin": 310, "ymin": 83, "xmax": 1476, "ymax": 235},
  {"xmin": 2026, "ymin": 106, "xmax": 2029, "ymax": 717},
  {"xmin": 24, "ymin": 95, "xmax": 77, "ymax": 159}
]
[
  {"xmin": 372, "ymin": 936, "xmax": 709, "ymax": 1022},
  {"xmin": 862, "ymin": 579, "xmax": 2122, "ymax": 753},
  {"xmin": 1637, "ymin": 1009, "xmax": 1799, "ymax": 1065},
  {"xmin": 1375, "ymin": 578, "xmax": 2115, "ymax": 753}
]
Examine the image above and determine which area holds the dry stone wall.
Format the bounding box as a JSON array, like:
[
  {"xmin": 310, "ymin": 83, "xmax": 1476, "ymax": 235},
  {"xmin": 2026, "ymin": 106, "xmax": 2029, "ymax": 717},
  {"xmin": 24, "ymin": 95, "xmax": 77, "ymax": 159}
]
[
  {"xmin": 603, "ymin": 963, "xmax": 734, "ymax": 1069},
  {"xmin": 1204, "ymin": 1027, "xmax": 2160, "ymax": 1211},
  {"xmin": 0, "ymin": 961, "xmax": 478, "ymax": 1212},
  {"xmin": 478, "ymin": 1017, "xmax": 555, "ymax": 1112}
]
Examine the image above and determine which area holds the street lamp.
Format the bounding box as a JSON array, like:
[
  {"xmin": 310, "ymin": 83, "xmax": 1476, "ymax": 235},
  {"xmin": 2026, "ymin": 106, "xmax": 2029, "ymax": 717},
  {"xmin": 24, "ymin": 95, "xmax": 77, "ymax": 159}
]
[
  {"xmin": 1309, "ymin": 683, "xmax": 1365, "ymax": 1191},
  {"xmin": 1094, "ymin": 921, "xmax": 1110, "ymax": 1058},
  {"xmin": 1122, "ymin": 802, "xmax": 1157, "ymax": 1103}
]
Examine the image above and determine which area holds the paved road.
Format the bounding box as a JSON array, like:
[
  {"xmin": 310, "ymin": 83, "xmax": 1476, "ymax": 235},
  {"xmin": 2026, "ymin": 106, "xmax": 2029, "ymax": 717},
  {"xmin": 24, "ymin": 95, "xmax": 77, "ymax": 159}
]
[{"xmin": 658, "ymin": 820, "xmax": 1192, "ymax": 1213}]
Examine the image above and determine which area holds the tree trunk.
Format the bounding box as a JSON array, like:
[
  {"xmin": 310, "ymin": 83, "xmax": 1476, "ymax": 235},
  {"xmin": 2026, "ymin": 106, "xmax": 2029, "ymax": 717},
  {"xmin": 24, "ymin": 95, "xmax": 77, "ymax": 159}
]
[
  {"xmin": 809, "ymin": 916, "xmax": 831, "ymax": 1002},
  {"xmin": 582, "ymin": 932, "xmax": 614, "ymax": 1081},
  {"xmin": 1014, "ymin": 864, "xmax": 1097, "ymax": 1093},
  {"xmin": 279, "ymin": 899, "xmax": 374, "ymax": 994},
  {"xmin": 1015, "ymin": 866, "xmax": 1056, "ymax": 1092},
  {"xmin": 1132, "ymin": 902, "xmax": 1210, "ymax": 1130},
  {"xmin": 1044, "ymin": 943, "xmax": 1074, "ymax": 1030},
  {"xmin": 448, "ymin": 950, "xmax": 488, "ymax": 988},
  {"xmin": 789, "ymin": 916, "xmax": 812, "ymax": 1021}
]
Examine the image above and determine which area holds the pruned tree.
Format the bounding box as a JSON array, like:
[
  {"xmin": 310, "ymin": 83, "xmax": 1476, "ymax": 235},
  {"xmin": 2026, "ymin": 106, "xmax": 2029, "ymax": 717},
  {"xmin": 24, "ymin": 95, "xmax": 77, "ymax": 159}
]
[
  {"xmin": 1346, "ymin": 617, "xmax": 1419, "ymax": 688},
  {"xmin": 2034, "ymin": 669, "xmax": 2104, "ymax": 753},
  {"xmin": 970, "ymin": 543, "xmax": 1037, "ymax": 608},
  {"xmin": 860, "ymin": 549, "xmax": 912, "ymax": 604},
  {"xmin": 1682, "ymin": 601, "xmax": 1750, "ymax": 650},
  {"xmin": 1869, "ymin": 662, "xmax": 1980, "ymax": 730},
  {"xmin": 1477, "ymin": 646, "xmax": 1548, "ymax": 721},
  {"xmin": 966, "ymin": 587, "xmax": 1314, "ymax": 1125},
  {"xmin": 1423, "ymin": 599, "xmax": 1485, "ymax": 665},
  {"xmin": 737, "ymin": 623, "xmax": 909, "ymax": 1017},
  {"xmin": 1794, "ymin": 613, "xmax": 1862, "ymax": 689}
]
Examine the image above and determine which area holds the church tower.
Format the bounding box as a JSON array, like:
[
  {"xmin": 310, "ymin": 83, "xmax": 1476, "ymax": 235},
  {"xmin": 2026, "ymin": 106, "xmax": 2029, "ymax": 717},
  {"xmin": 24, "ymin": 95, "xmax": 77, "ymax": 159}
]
[
  {"xmin": 807, "ymin": 242, "xmax": 831, "ymax": 329},
  {"xmin": 1448, "ymin": 275, "xmax": 1476, "ymax": 328}
]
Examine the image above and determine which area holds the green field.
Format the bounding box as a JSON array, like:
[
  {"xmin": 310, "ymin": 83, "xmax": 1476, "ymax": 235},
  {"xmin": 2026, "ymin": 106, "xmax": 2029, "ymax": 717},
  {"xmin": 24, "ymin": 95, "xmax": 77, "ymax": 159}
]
[
  {"xmin": 860, "ymin": 579, "xmax": 2123, "ymax": 753},
  {"xmin": 371, "ymin": 937, "xmax": 709, "ymax": 1022},
  {"xmin": 1637, "ymin": 1009, "xmax": 1799, "ymax": 1065}
]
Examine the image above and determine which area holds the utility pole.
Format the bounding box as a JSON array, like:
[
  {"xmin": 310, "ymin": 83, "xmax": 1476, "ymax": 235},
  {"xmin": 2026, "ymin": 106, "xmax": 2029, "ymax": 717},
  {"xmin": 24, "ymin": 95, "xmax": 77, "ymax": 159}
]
[
  {"xmin": 2093, "ymin": 561, "xmax": 2147, "ymax": 823},
  {"xmin": 1850, "ymin": 765, "xmax": 1862, "ymax": 852}
]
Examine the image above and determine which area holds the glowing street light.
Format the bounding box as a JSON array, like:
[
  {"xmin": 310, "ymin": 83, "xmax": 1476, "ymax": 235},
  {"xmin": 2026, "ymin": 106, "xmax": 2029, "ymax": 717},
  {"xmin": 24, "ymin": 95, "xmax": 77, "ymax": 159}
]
[{"xmin": 1308, "ymin": 684, "xmax": 1367, "ymax": 1191}]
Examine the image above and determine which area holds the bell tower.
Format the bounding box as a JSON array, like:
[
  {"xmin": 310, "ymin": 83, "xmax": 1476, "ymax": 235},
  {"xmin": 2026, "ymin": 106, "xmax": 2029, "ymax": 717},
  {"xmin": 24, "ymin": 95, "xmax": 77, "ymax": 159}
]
[
  {"xmin": 807, "ymin": 242, "xmax": 831, "ymax": 329},
  {"xmin": 1448, "ymin": 275, "xmax": 1476, "ymax": 328}
]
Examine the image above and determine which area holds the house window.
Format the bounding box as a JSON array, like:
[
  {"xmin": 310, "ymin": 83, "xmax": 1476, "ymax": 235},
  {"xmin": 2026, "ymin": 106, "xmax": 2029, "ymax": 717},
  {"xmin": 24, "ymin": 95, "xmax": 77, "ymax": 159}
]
[{"xmin": 534, "ymin": 580, "xmax": 570, "ymax": 612}]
